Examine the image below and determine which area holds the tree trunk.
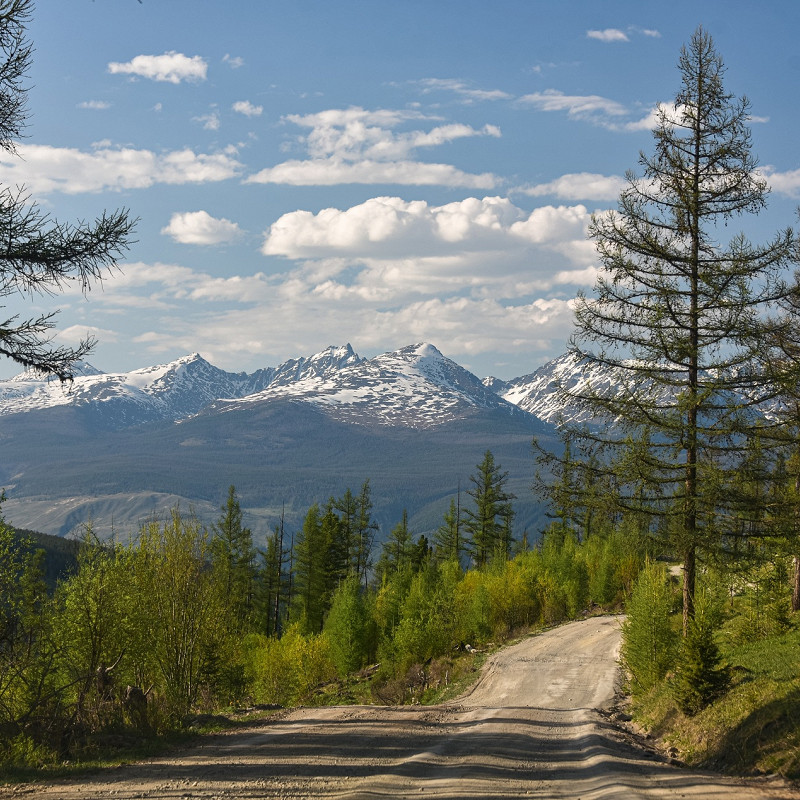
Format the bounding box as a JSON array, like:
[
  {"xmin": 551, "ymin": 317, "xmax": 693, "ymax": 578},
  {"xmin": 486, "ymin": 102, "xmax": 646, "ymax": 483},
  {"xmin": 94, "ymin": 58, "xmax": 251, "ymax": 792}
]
[{"xmin": 682, "ymin": 546, "xmax": 696, "ymax": 635}]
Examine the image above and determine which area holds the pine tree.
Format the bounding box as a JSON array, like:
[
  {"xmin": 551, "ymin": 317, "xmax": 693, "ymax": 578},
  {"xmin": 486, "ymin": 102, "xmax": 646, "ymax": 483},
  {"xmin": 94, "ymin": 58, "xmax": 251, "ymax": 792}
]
[
  {"xmin": 464, "ymin": 450, "xmax": 515, "ymax": 568},
  {"xmin": 291, "ymin": 504, "xmax": 329, "ymax": 634},
  {"xmin": 210, "ymin": 486, "xmax": 256, "ymax": 630},
  {"xmin": 351, "ymin": 479, "xmax": 379, "ymax": 589},
  {"xmin": 375, "ymin": 510, "xmax": 412, "ymax": 584},
  {"xmin": 433, "ymin": 494, "xmax": 463, "ymax": 564},
  {"xmin": 560, "ymin": 27, "xmax": 797, "ymax": 632}
]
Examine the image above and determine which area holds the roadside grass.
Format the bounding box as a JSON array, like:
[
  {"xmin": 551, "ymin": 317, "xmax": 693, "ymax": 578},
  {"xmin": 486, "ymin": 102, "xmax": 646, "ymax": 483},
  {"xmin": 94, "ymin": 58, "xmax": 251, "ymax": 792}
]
[
  {"xmin": 630, "ymin": 621, "xmax": 800, "ymax": 778},
  {"xmin": 0, "ymin": 707, "xmax": 284, "ymax": 784}
]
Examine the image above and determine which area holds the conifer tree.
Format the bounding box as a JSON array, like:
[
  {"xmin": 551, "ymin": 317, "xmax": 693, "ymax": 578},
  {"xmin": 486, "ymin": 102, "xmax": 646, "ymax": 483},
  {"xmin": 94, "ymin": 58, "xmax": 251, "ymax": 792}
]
[
  {"xmin": 558, "ymin": 27, "xmax": 797, "ymax": 632},
  {"xmin": 291, "ymin": 504, "xmax": 329, "ymax": 633},
  {"xmin": 259, "ymin": 512, "xmax": 290, "ymax": 637},
  {"xmin": 210, "ymin": 486, "xmax": 256, "ymax": 630},
  {"xmin": 464, "ymin": 450, "xmax": 515, "ymax": 568},
  {"xmin": 351, "ymin": 479, "xmax": 379, "ymax": 588},
  {"xmin": 433, "ymin": 494, "xmax": 463, "ymax": 563},
  {"xmin": 0, "ymin": 0, "xmax": 135, "ymax": 379},
  {"xmin": 375, "ymin": 509, "xmax": 412, "ymax": 584}
]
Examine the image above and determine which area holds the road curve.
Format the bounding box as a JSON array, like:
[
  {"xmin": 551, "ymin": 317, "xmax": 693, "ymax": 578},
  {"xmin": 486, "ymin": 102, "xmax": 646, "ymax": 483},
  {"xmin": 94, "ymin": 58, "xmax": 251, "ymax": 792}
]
[{"xmin": 5, "ymin": 616, "xmax": 797, "ymax": 799}]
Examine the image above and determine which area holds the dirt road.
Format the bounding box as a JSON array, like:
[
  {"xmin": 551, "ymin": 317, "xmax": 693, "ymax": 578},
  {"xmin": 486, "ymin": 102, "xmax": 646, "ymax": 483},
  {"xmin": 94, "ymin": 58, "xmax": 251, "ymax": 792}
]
[{"xmin": 3, "ymin": 616, "xmax": 797, "ymax": 799}]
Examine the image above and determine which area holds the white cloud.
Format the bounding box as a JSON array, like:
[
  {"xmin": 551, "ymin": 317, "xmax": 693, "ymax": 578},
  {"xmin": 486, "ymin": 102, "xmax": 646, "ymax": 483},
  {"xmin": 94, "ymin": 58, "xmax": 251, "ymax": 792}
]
[
  {"xmin": 519, "ymin": 89, "xmax": 666, "ymax": 132},
  {"xmin": 587, "ymin": 28, "xmax": 629, "ymax": 42},
  {"xmin": 246, "ymin": 158, "xmax": 498, "ymax": 188},
  {"xmin": 0, "ymin": 144, "xmax": 243, "ymax": 194},
  {"xmin": 56, "ymin": 325, "xmax": 119, "ymax": 345},
  {"xmin": 223, "ymin": 54, "xmax": 244, "ymax": 69},
  {"xmin": 232, "ymin": 100, "xmax": 263, "ymax": 117},
  {"xmin": 518, "ymin": 89, "xmax": 628, "ymax": 119},
  {"xmin": 108, "ymin": 51, "xmax": 208, "ymax": 84},
  {"xmin": 522, "ymin": 172, "xmax": 626, "ymax": 201},
  {"xmin": 161, "ymin": 211, "xmax": 243, "ymax": 245},
  {"xmin": 246, "ymin": 106, "xmax": 502, "ymax": 188},
  {"xmin": 193, "ymin": 111, "xmax": 220, "ymax": 131},
  {"xmin": 639, "ymin": 28, "xmax": 661, "ymax": 38},
  {"xmin": 90, "ymin": 189, "xmax": 601, "ymax": 376},
  {"xmin": 262, "ymin": 195, "xmax": 592, "ymax": 265},
  {"xmin": 413, "ymin": 78, "xmax": 513, "ymax": 102},
  {"xmin": 761, "ymin": 166, "xmax": 800, "ymax": 197},
  {"xmin": 286, "ymin": 107, "xmax": 500, "ymax": 160},
  {"xmin": 78, "ymin": 100, "xmax": 111, "ymax": 110}
]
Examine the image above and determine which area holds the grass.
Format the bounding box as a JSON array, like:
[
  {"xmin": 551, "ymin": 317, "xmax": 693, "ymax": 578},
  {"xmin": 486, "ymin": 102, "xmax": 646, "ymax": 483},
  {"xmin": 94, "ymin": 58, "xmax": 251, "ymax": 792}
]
[
  {"xmin": 0, "ymin": 707, "xmax": 285, "ymax": 784},
  {"xmin": 629, "ymin": 619, "xmax": 800, "ymax": 778}
]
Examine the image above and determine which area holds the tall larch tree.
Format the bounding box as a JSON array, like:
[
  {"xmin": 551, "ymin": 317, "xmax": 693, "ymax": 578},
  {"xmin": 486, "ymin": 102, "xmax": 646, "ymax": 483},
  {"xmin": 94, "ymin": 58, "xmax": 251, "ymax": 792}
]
[{"xmin": 561, "ymin": 27, "xmax": 797, "ymax": 633}]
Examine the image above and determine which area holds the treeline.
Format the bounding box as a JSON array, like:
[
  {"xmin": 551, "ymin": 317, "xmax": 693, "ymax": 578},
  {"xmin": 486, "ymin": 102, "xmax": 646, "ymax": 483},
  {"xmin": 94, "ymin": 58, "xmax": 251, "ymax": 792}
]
[{"xmin": 0, "ymin": 450, "xmax": 645, "ymax": 767}]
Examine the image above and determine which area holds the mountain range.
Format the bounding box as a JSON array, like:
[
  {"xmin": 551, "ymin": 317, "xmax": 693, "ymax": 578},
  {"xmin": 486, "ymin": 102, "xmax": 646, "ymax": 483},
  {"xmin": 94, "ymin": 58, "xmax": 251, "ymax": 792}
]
[{"xmin": 0, "ymin": 343, "xmax": 569, "ymax": 544}]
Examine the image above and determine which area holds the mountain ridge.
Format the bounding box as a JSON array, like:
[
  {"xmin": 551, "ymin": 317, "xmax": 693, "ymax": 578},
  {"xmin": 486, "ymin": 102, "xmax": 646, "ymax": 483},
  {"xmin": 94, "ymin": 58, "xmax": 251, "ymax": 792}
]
[{"xmin": 0, "ymin": 342, "xmax": 561, "ymax": 541}]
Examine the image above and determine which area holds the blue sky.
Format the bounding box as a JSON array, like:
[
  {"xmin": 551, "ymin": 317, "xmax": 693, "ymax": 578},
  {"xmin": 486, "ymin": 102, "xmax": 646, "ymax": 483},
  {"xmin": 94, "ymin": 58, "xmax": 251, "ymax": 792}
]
[{"xmin": 3, "ymin": 0, "xmax": 800, "ymax": 380}]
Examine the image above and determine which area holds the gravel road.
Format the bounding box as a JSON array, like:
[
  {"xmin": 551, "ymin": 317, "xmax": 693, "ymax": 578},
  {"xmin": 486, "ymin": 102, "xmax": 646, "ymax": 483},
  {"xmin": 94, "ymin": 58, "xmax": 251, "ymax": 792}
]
[{"xmin": 2, "ymin": 615, "xmax": 797, "ymax": 799}]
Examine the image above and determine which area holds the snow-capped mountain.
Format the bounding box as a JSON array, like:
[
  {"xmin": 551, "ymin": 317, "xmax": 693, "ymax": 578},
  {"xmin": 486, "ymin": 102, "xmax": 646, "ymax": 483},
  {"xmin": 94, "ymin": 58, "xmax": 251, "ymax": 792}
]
[
  {"xmin": 0, "ymin": 343, "xmax": 529, "ymax": 431},
  {"xmin": 0, "ymin": 345, "xmax": 362, "ymax": 428},
  {"xmin": 215, "ymin": 343, "xmax": 526, "ymax": 429},
  {"xmin": 485, "ymin": 352, "xmax": 599, "ymax": 425},
  {"xmin": 0, "ymin": 342, "xmax": 559, "ymax": 540}
]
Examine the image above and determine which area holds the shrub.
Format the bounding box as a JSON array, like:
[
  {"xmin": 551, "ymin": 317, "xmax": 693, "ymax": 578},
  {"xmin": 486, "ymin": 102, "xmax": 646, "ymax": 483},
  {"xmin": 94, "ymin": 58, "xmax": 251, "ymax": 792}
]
[{"xmin": 621, "ymin": 560, "xmax": 679, "ymax": 694}]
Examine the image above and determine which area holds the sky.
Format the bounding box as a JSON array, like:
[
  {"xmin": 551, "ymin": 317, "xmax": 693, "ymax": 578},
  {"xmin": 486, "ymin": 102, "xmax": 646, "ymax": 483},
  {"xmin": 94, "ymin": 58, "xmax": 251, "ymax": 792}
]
[{"xmin": 3, "ymin": 0, "xmax": 800, "ymax": 380}]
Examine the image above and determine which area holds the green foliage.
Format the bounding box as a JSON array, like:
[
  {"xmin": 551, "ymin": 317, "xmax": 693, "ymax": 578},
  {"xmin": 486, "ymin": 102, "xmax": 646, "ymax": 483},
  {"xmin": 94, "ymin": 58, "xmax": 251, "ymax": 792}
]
[
  {"xmin": 0, "ymin": 486, "xmax": 645, "ymax": 767},
  {"xmin": 621, "ymin": 560, "xmax": 679, "ymax": 695},
  {"xmin": 324, "ymin": 575, "xmax": 375, "ymax": 677},
  {"xmin": 0, "ymin": 517, "xmax": 54, "ymax": 747},
  {"xmin": 464, "ymin": 450, "xmax": 515, "ymax": 568},
  {"xmin": 210, "ymin": 486, "xmax": 257, "ymax": 632},
  {"xmin": 540, "ymin": 530, "xmax": 589, "ymax": 619},
  {"xmin": 51, "ymin": 532, "xmax": 136, "ymax": 730},
  {"xmin": 242, "ymin": 625, "xmax": 335, "ymax": 706},
  {"xmin": 391, "ymin": 564, "xmax": 458, "ymax": 671},
  {"xmin": 673, "ymin": 593, "xmax": 731, "ymax": 716},
  {"xmin": 433, "ymin": 496, "xmax": 463, "ymax": 563},
  {"xmin": 131, "ymin": 510, "xmax": 226, "ymax": 721}
]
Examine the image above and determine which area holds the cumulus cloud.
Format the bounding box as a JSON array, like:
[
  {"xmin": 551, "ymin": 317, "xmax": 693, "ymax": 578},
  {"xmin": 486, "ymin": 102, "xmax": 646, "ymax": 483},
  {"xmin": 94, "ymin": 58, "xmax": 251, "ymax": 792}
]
[
  {"xmin": 522, "ymin": 172, "xmax": 626, "ymax": 201},
  {"xmin": 161, "ymin": 211, "xmax": 243, "ymax": 245},
  {"xmin": 587, "ymin": 28, "xmax": 629, "ymax": 42},
  {"xmin": 232, "ymin": 100, "xmax": 263, "ymax": 117},
  {"xmin": 262, "ymin": 195, "xmax": 591, "ymax": 264},
  {"xmin": 89, "ymin": 190, "xmax": 601, "ymax": 377},
  {"xmin": 108, "ymin": 51, "xmax": 208, "ymax": 84},
  {"xmin": 246, "ymin": 106, "xmax": 502, "ymax": 188},
  {"xmin": 761, "ymin": 166, "xmax": 800, "ymax": 197},
  {"xmin": 0, "ymin": 143, "xmax": 243, "ymax": 194},
  {"xmin": 287, "ymin": 107, "xmax": 500, "ymax": 160}
]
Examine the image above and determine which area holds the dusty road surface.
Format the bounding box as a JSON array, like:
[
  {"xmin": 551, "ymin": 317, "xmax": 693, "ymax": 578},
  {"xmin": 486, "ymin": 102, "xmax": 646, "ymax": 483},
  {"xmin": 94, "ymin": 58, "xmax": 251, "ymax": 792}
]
[{"xmin": 3, "ymin": 616, "xmax": 797, "ymax": 799}]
